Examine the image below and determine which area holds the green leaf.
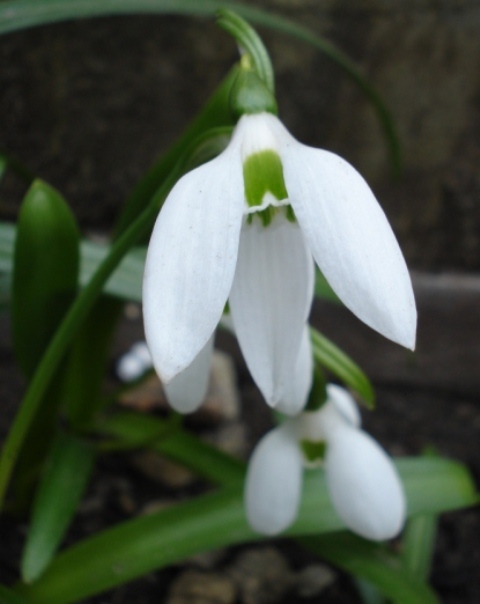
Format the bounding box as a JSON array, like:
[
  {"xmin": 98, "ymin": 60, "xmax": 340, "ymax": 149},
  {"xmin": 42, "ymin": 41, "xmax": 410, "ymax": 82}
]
[
  {"xmin": 79, "ymin": 240, "xmax": 145, "ymax": 302},
  {"xmin": 7, "ymin": 182, "xmax": 81, "ymax": 510},
  {"xmin": 354, "ymin": 579, "xmax": 385, "ymax": 604},
  {"xmin": 301, "ymin": 533, "xmax": 439, "ymax": 604},
  {"xmin": 21, "ymin": 432, "xmax": 95, "ymax": 583},
  {"xmin": 63, "ymin": 297, "xmax": 122, "ymax": 429},
  {"xmin": 15, "ymin": 456, "xmax": 476, "ymax": 603},
  {"xmin": 1, "ymin": 223, "xmax": 143, "ymax": 304},
  {"xmin": 0, "ymin": 584, "xmax": 30, "ymax": 604},
  {"xmin": 12, "ymin": 180, "xmax": 80, "ymax": 378},
  {"xmin": 401, "ymin": 512, "xmax": 438, "ymax": 582},
  {"xmin": 0, "ymin": 155, "xmax": 6, "ymax": 182},
  {"xmin": 100, "ymin": 410, "xmax": 245, "ymax": 486},
  {"xmin": 0, "ymin": 222, "xmax": 15, "ymax": 273},
  {"xmin": 0, "ymin": 126, "xmax": 223, "ymax": 510},
  {"xmin": 0, "ymin": 1, "xmax": 400, "ymax": 174},
  {"xmin": 310, "ymin": 327, "xmax": 375, "ymax": 408}
]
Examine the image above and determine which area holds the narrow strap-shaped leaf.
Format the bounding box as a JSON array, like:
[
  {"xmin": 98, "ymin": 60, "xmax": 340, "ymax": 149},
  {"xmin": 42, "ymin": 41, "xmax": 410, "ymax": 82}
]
[
  {"xmin": 401, "ymin": 513, "xmax": 438, "ymax": 581},
  {"xmin": 310, "ymin": 327, "xmax": 375, "ymax": 408},
  {"xmin": 0, "ymin": 126, "xmax": 235, "ymax": 510},
  {"xmin": 15, "ymin": 456, "xmax": 477, "ymax": 604},
  {"xmin": 21, "ymin": 431, "xmax": 95, "ymax": 583},
  {"xmin": 0, "ymin": 584, "xmax": 30, "ymax": 604},
  {"xmin": 0, "ymin": 155, "xmax": 6, "ymax": 181},
  {"xmin": 301, "ymin": 533, "xmax": 439, "ymax": 604},
  {"xmin": 354, "ymin": 579, "xmax": 385, "ymax": 604},
  {"xmin": 100, "ymin": 410, "xmax": 245, "ymax": 486},
  {"xmin": 0, "ymin": 221, "xmax": 15, "ymax": 272},
  {"xmin": 63, "ymin": 297, "xmax": 122, "ymax": 429},
  {"xmin": 8, "ymin": 181, "xmax": 80, "ymax": 510},
  {"xmin": 12, "ymin": 180, "xmax": 80, "ymax": 378},
  {"xmin": 400, "ymin": 449, "xmax": 438, "ymax": 581}
]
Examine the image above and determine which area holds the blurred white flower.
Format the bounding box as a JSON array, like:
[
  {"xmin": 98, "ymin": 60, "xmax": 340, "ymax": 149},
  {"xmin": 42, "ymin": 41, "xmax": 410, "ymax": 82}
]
[
  {"xmin": 116, "ymin": 339, "xmax": 212, "ymax": 413},
  {"xmin": 143, "ymin": 111, "xmax": 416, "ymax": 413},
  {"xmin": 116, "ymin": 341, "xmax": 152, "ymax": 382},
  {"xmin": 245, "ymin": 384, "xmax": 406, "ymax": 540}
]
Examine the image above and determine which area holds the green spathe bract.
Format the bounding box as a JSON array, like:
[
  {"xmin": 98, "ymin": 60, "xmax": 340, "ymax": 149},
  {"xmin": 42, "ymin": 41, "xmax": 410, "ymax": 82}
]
[{"xmin": 230, "ymin": 69, "xmax": 278, "ymax": 118}]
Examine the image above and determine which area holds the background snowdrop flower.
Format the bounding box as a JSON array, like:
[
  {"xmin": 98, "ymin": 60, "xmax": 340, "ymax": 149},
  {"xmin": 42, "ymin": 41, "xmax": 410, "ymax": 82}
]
[
  {"xmin": 245, "ymin": 384, "xmax": 406, "ymax": 541},
  {"xmin": 116, "ymin": 339, "xmax": 212, "ymax": 413},
  {"xmin": 143, "ymin": 108, "xmax": 416, "ymax": 412},
  {"xmin": 116, "ymin": 341, "xmax": 153, "ymax": 382}
]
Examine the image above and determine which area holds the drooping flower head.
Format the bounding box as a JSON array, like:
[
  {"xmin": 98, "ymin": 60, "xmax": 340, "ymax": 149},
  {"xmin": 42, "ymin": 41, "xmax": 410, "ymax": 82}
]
[
  {"xmin": 244, "ymin": 384, "xmax": 406, "ymax": 540},
  {"xmin": 143, "ymin": 67, "xmax": 416, "ymax": 413}
]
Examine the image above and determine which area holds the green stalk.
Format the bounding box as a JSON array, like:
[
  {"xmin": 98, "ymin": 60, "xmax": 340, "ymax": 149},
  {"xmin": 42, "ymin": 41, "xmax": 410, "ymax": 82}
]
[
  {"xmin": 310, "ymin": 327, "xmax": 375, "ymax": 408},
  {"xmin": 0, "ymin": 0, "xmax": 401, "ymax": 174},
  {"xmin": 0, "ymin": 184, "xmax": 168, "ymax": 510},
  {"xmin": 0, "ymin": 124, "xmax": 233, "ymax": 510},
  {"xmin": 99, "ymin": 410, "xmax": 245, "ymax": 486}
]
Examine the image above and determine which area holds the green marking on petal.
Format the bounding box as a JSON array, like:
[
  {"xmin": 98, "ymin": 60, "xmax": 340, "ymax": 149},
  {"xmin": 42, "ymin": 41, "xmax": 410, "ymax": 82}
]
[
  {"xmin": 243, "ymin": 150, "xmax": 288, "ymax": 209},
  {"xmin": 285, "ymin": 204, "xmax": 296, "ymax": 223},
  {"xmin": 301, "ymin": 439, "xmax": 327, "ymax": 463}
]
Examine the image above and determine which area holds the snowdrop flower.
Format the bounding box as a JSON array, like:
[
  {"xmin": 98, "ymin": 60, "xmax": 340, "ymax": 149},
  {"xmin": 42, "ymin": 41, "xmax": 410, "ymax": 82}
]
[
  {"xmin": 143, "ymin": 109, "xmax": 416, "ymax": 413},
  {"xmin": 245, "ymin": 384, "xmax": 406, "ymax": 540}
]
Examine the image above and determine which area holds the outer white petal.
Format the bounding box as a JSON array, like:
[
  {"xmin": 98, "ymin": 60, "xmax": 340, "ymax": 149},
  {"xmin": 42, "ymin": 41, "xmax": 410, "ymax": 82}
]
[
  {"xmin": 275, "ymin": 326, "xmax": 313, "ymax": 416},
  {"xmin": 143, "ymin": 149, "xmax": 244, "ymax": 383},
  {"xmin": 245, "ymin": 423, "xmax": 304, "ymax": 535},
  {"xmin": 163, "ymin": 335, "xmax": 214, "ymax": 414},
  {"xmin": 326, "ymin": 384, "xmax": 361, "ymax": 428},
  {"xmin": 280, "ymin": 142, "xmax": 416, "ymax": 350},
  {"xmin": 229, "ymin": 214, "xmax": 314, "ymax": 405},
  {"xmin": 325, "ymin": 423, "xmax": 406, "ymax": 540}
]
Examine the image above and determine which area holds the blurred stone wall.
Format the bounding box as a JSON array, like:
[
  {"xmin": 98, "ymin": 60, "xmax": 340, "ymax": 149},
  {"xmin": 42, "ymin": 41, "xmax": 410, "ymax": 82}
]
[{"xmin": 1, "ymin": 0, "xmax": 480, "ymax": 270}]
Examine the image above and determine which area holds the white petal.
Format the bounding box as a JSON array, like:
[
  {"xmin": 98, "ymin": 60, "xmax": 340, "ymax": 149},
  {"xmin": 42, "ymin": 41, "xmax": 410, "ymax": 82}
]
[
  {"xmin": 245, "ymin": 424, "xmax": 303, "ymax": 535},
  {"xmin": 234, "ymin": 113, "xmax": 283, "ymax": 158},
  {"xmin": 281, "ymin": 144, "xmax": 416, "ymax": 350},
  {"xmin": 163, "ymin": 335, "xmax": 214, "ymax": 414},
  {"xmin": 275, "ymin": 326, "xmax": 313, "ymax": 416},
  {"xmin": 326, "ymin": 384, "xmax": 361, "ymax": 428},
  {"xmin": 142, "ymin": 150, "xmax": 244, "ymax": 382},
  {"xmin": 229, "ymin": 214, "xmax": 314, "ymax": 405},
  {"xmin": 325, "ymin": 424, "xmax": 406, "ymax": 540}
]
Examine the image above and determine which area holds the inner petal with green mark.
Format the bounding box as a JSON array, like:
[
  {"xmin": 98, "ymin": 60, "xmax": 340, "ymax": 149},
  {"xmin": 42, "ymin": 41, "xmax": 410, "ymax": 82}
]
[
  {"xmin": 243, "ymin": 150, "xmax": 295, "ymax": 226},
  {"xmin": 300, "ymin": 439, "xmax": 327, "ymax": 465}
]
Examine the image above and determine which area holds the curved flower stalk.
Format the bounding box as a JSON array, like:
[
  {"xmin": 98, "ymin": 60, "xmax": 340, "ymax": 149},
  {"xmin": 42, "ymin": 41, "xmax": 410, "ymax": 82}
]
[
  {"xmin": 245, "ymin": 384, "xmax": 406, "ymax": 540},
  {"xmin": 143, "ymin": 108, "xmax": 416, "ymax": 413}
]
